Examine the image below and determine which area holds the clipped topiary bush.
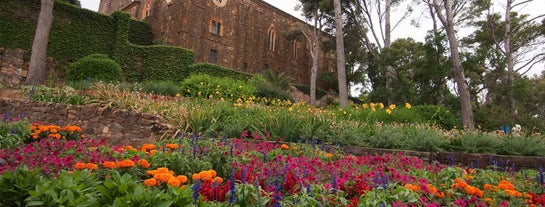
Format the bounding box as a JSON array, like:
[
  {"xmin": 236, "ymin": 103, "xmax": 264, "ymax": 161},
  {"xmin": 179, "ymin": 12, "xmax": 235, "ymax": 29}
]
[{"xmin": 66, "ymin": 54, "xmax": 123, "ymax": 82}]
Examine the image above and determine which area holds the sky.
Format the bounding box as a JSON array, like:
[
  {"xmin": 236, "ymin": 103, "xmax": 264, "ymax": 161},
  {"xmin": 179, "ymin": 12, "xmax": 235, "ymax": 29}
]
[{"xmin": 79, "ymin": 0, "xmax": 544, "ymax": 77}]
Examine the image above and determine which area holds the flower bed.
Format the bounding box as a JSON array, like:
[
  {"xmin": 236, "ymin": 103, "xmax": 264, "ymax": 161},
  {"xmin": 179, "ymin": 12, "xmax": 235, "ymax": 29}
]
[{"xmin": 2, "ymin": 128, "xmax": 545, "ymax": 206}]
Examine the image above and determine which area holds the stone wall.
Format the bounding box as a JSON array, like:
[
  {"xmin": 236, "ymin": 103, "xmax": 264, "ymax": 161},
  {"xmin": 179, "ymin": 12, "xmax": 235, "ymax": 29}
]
[
  {"xmin": 99, "ymin": 0, "xmax": 335, "ymax": 87},
  {"xmin": 0, "ymin": 48, "xmax": 27, "ymax": 85},
  {"xmin": 0, "ymin": 98, "xmax": 171, "ymax": 146}
]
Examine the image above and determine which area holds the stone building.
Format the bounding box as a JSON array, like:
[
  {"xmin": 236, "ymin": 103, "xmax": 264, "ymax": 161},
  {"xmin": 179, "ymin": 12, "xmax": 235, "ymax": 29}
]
[{"xmin": 98, "ymin": 0, "xmax": 333, "ymax": 86}]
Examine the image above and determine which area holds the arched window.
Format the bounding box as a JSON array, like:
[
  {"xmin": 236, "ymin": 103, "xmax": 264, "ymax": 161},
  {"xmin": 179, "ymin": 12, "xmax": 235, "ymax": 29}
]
[
  {"xmin": 267, "ymin": 27, "xmax": 276, "ymax": 51},
  {"xmin": 210, "ymin": 17, "xmax": 223, "ymax": 36}
]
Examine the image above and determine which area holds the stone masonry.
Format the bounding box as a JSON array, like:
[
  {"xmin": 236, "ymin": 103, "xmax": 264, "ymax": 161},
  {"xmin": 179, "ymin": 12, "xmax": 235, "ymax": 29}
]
[
  {"xmin": 99, "ymin": 0, "xmax": 334, "ymax": 86},
  {"xmin": 0, "ymin": 98, "xmax": 172, "ymax": 146}
]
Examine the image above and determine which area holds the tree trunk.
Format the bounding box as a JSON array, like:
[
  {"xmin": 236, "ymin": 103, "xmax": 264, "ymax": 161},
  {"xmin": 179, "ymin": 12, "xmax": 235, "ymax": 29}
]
[
  {"xmin": 26, "ymin": 0, "xmax": 54, "ymax": 85},
  {"xmin": 309, "ymin": 8, "xmax": 320, "ymax": 106},
  {"xmin": 384, "ymin": 0, "xmax": 394, "ymax": 105},
  {"xmin": 504, "ymin": 0, "xmax": 516, "ymax": 115},
  {"xmin": 334, "ymin": 0, "xmax": 348, "ymax": 106},
  {"xmin": 432, "ymin": 0, "xmax": 475, "ymax": 130}
]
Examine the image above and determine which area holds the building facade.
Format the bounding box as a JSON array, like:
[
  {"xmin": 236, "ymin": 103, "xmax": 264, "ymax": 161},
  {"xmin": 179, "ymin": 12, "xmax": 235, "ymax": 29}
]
[{"xmin": 98, "ymin": 0, "xmax": 333, "ymax": 86}]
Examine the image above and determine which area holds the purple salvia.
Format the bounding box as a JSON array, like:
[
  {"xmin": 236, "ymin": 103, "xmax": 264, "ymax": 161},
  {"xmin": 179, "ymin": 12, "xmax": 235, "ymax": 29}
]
[
  {"xmin": 241, "ymin": 166, "xmax": 248, "ymax": 184},
  {"xmin": 229, "ymin": 169, "xmax": 237, "ymax": 204},
  {"xmin": 192, "ymin": 179, "xmax": 202, "ymax": 204}
]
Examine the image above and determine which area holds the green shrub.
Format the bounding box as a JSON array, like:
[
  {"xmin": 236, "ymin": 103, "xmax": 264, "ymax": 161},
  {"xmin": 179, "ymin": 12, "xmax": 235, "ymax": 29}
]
[
  {"xmin": 318, "ymin": 71, "xmax": 338, "ymax": 92},
  {"xmin": 67, "ymin": 54, "xmax": 123, "ymax": 82},
  {"xmin": 498, "ymin": 136, "xmax": 545, "ymax": 156},
  {"xmin": 255, "ymin": 83, "xmax": 295, "ymax": 102},
  {"xmin": 366, "ymin": 126, "xmax": 407, "ymax": 149},
  {"xmin": 404, "ymin": 127, "xmax": 446, "ymax": 152},
  {"xmin": 180, "ymin": 74, "xmax": 255, "ymax": 101},
  {"xmin": 293, "ymin": 84, "xmax": 329, "ymax": 100},
  {"xmin": 138, "ymin": 81, "xmax": 182, "ymax": 97},
  {"xmin": 0, "ymin": 119, "xmax": 30, "ymax": 149},
  {"xmin": 446, "ymin": 132, "xmax": 500, "ymax": 154},
  {"xmin": 412, "ymin": 105, "xmax": 460, "ymax": 130}
]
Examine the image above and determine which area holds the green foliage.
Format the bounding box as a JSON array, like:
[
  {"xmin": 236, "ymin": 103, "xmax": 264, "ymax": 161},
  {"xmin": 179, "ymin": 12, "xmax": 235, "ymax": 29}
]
[
  {"xmin": 293, "ymin": 84, "xmax": 328, "ymax": 100},
  {"xmin": 0, "ymin": 166, "xmax": 43, "ymax": 207},
  {"xmin": 111, "ymin": 12, "xmax": 195, "ymax": 83},
  {"xmin": 498, "ymin": 136, "xmax": 545, "ymax": 156},
  {"xmin": 95, "ymin": 172, "xmax": 140, "ymax": 205},
  {"xmin": 318, "ymin": 71, "xmax": 338, "ymax": 92},
  {"xmin": 128, "ymin": 20, "xmax": 153, "ymax": 45},
  {"xmin": 67, "ymin": 54, "xmax": 123, "ymax": 82},
  {"xmin": 262, "ymin": 70, "xmax": 292, "ymax": 90},
  {"xmin": 366, "ymin": 126, "xmax": 406, "ymax": 149},
  {"xmin": 26, "ymin": 170, "xmax": 99, "ymax": 207},
  {"xmin": 0, "ymin": 119, "xmax": 30, "ymax": 149},
  {"xmin": 404, "ymin": 126, "xmax": 446, "ymax": 152},
  {"xmin": 446, "ymin": 132, "xmax": 501, "ymax": 154},
  {"xmin": 412, "ymin": 105, "xmax": 460, "ymax": 130},
  {"xmin": 23, "ymin": 85, "xmax": 92, "ymax": 105},
  {"xmin": 255, "ymin": 83, "xmax": 295, "ymax": 102},
  {"xmin": 180, "ymin": 74, "xmax": 255, "ymax": 101},
  {"xmin": 188, "ymin": 63, "xmax": 253, "ymax": 81},
  {"xmin": 138, "ymin": 81, "xmax": 182, "ymax": 97}
]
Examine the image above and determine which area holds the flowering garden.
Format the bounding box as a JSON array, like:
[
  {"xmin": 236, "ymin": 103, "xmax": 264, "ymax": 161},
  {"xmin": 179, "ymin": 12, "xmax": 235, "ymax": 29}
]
[
  {"xmin": 1, "ymin": 119, "xmax": 545, "ymax": 206},
  {"xmin": 1, "ymin": 80, "xmax": 545, "ymax": 206}
]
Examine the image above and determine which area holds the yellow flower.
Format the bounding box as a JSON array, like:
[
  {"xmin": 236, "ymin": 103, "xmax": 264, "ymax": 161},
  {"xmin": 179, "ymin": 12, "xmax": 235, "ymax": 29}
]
[
  {"xmin": 388, "ymin": 104, "xmax": 396, "ymax": 110},
  {"xmin": 386, "ymin": 109, "xmax": 392, "ymax": 114},
  {"xmin": 362, "ymin": 103, "xmax": 369, "ymax": 109},
  {"xmin": 378, "ymin": 103, "xmax": 384, "ymax": 109},
  {"xmin": 405, "ymin": 103, "xmax": 412, "ymax": 109}
]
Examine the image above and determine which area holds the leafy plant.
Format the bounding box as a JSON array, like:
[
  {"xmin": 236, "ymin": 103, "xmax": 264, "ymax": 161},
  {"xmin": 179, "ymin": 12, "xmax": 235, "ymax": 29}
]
[
  {"xmin": 25, "ymin": 170, "xmax": 99, "ymax": 206},
  {"xmin": 138, "ymin": 81, "xmax": 181, "ymax": 97},
  {"xmin": 0, "ymin": 119, "xmax": 30, "ymax": 149},
  {"xmin": 498, "ymin": 136, "xmax": 545, "ymax": 156},
  {"xmin": 180, "ymin": 74, "xmax": 255, "ymax": 101},
  {"xmin": 0, "ymin": 166, "xmax": 43, "ymax": 207}
]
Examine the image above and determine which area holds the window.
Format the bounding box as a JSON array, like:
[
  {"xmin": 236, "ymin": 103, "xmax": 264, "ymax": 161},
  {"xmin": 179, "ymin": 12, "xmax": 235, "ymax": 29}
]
[
  {"xmin": 209, "ymin": 49, "xmax": 218, "ymax": 63},
  {"xmin": 241, "ymin": 63, "xmax": 248, "ymax": 71},
  {"xmin": 267, "ymin": 28, "xmax": 276, "ymax": 51},
  {"xmin": 211, "ymin": 20, "xmax": 222, "ymax": 35}
]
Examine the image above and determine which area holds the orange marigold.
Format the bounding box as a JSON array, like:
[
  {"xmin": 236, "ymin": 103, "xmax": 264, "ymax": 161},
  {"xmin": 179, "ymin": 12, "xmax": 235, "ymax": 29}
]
[
  {"xmin": 144, "ymin": 178, "xmax": 158, "ymax": 187},
  {"xmin": 166, "ymin": 143, "xmax": 179, "ymax": 150},
  {"xmin": 156, "ymin": 167, "xmax": 170, "ymax": 173},
  {"xmin": 212, "ymin": 176, "xmax": 224, "ymax": 184},
  {"xmin": 199, "ymin": 171, "xmax": 213, "ymax": 181},
  {"xmin": 192, "ymin": 173, "xmax": 201, "ymax": 181},
  {"xmin": 498, "ymin": 180, "xmax": 515, "ymax": 190},
  {"xmin": 86, "ymin": 163, "xmax": 98, "ymax": 170},
  {"xmin": 154, "ymin": 173, "xmax": 174, "ymax": 183},
  {"xmin": 167, "ymin": 177, "xmax": 181, "ymax": 187},
  {"xmin": 138, "ymin": 159, "xmax": 151, "ymax": 169},
  {"xmin": 177, "ymin": 175, "xmax": 188, "ymax": 184},
  {"xmin": 280, "ymin": 144, "xmax": 289, "ymax": 150},
  {"xmin": 404, "ymin": 184, "xmax": 420, "ymax": 191},
  {"xmin": 74, "ymin": 162, "xmax": 87, "ymax": 170},
  {"xmin": 102, "ymin": 161, "xmax": 117, "ymax": 169},
  {"xmin": 208, "ymin": 170, "xmax": 217, "ymax": 178},
  {"xmin": 117, "ymin": 159, "xmax": 135, "ymax": 168},
  {"xmin": 484, "ymin": 184, "xmax": 498, "ymax": 192}
]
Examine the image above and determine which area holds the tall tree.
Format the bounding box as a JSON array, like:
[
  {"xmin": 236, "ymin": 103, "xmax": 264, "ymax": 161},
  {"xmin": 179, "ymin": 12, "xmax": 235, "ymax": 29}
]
[
  {"xmin": 26, "ymin": 0, "xmax": 54, "ymax": 85},
  {"xmin": 425, "ymin": 0, "xmax": 476, "ymax": 130},
  {"xmin": 465, "ymin": 1, "xmax": 545, "ymax": 114},
  {"xmin": 333, "ymin": 0, "xmax": 348, "ymax": 106},
  {"xmin": 350, "ymin": 0, "xmax": 412, "ymax": 103},
  {"xmin": 296, "ymin": 0, "xmax": 329, "ymax": 105}
]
